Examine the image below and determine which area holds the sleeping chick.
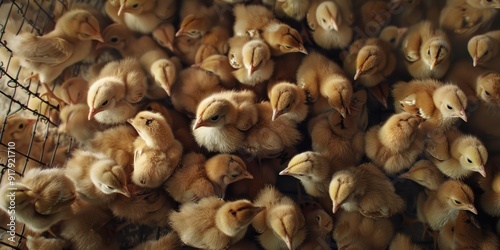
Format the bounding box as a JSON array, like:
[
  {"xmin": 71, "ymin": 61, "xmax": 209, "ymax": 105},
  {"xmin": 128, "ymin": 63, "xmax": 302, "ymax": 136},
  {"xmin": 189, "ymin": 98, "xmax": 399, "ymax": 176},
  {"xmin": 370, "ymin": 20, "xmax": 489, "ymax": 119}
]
[
  {"xmin": 306, "ymin": 0, "xmax": 354, "ymax": 50},
  {"xmin": 9, "ymin": 8, "xmax": 103, "ymax": 84},
  {"xmin": 329, "ymin": 162, "xmax": 406, "ymax": 218},
  {"xmin": 417, "ymin": 179, "xmax": 477, "ymax": 231},
  {"xmin": 392, "ymin": 79, "xmax": 468, "ymax": 132},
  {"xmin": 194, "ymin": 54, "xmax": 238, "ymax": 89},
  {"xmin": 169, "ymin": 196, "xmax": 264, "ymax": 249},
  {"xmin": 89, "ymin": 124, "xmax": 137, "ymax": 169},
  {"xmin": 261, "ymin": 21, "xmax": 308, "ymax": 56},
  {"xmin": 268, "ymin": 81, "xmax": 308, "ymax": 122},
  {"xmin": 233, "ymin": 4, "xmax": 274, "ymax": 36},
  {"xmin": 468, "ymin": 29, "xmax": 500, "ymax": 70},
  {"xmin": 401, "ymin": 20, "xmax": 451, "ymax": 79},
  {"xmin": 365, "ymin": 112, "xmax": 425, "ymax": 175},
  {"xmin": 232, "ymin": 38, "xmax": 275, "ymax": 87},
  {"xmin": 87, "ymin": 58, "xmax": 148, "ymax": 125},
  {"xmin": 128, "ymin": 111, "xmax": 182, "ymax": 188},
  {"xmin": 398, "ymin": 160, "xmax": 446, "ymax": 191},
  {"xmin": 193, "ymin": 90, "xmax": 258, "ymax": 153},
  {"xmin": 297, "ymin": 51, "xmax": 353, "ymax": 118},
  {"xmin": 0, "ymin": 168, "xmax": 75, "ymax": 233},
  {"xmin": 165, "ymin": 152, "xmax": 252, "ymax": 203},
  {"xmin": 151, "ymin": 22, "xmax": 176, "ymax": 53},
  {"xmin": 274, "ymin": 0, "xmax": 311, "ymax": 21},
  {"xmin": 65, "ymin": 149, "xmax": 130, "ymax": 205},
  {"xmin": 173, "ymin": 32, "xmax": 202, "ymax": 65},
  {"xmin": 475, "ymin": 72, "xmax": 500, "ymax": 107},
  {"xmin": 252, "ymin": 186, "xmax": 307, "ymax": 250}
]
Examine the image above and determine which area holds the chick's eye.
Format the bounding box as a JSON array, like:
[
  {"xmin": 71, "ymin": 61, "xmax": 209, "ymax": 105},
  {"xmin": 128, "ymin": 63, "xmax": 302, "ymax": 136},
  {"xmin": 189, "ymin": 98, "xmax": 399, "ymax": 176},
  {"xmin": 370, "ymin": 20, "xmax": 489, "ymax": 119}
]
[
  {"xmin": 485, "ymin": 91, "xmax": 491, "ymax": 96},
  {"xmin": 453, "ymin": 199, "xmax": 462, "ymax": 205},
  {"xmin": 230, "ymin": 173, "xmax": 239, "ymax": 178},
  {"xmin": 210, "ymin": 115, "xmax": 219, "ymax": 121},
  {"xmin": 106, "ymin": 185, "xmax": 114, "ymax": 190},
  {"xmin": 189, "ymin": 30, "xmax": 198, "ymax": 34},
  {"xmin": 284, "ymin": 45, "xmax": 292, "ymax": 49},
  {"xmin": 101, "ymin": 100, "xmax": 109, "ymax": 107},
  {"xmin": 427, "ymin": 49, "xmax": 431, "ymax": 55},
  {"xmin": 389, "ymin": 38, "xmax": 396, "ymax": 43},
  {"xmin": 322, "ymin": 18, "xmax": 326, "ymax": 23},
  {"xmin": 316, "ymin": 216, "xmax": 321, "ymax": 222},
  {"xmin": 110, "ymin": 37, "xmax": 119, "ymax": 43},
  {"xmin": 466, "ymin": 158, "xmax": 472, "ymax": 163},
  {"xmin": 132, "ymin": 3, "xmax": 139, "ymax": 8},
  {"xmin": 484, "ymin": 50, "xmax": 489, "ymax": 56},
  {"xmin": 446, "ymin": 104, "xmax": 453, "ymax": 110}
]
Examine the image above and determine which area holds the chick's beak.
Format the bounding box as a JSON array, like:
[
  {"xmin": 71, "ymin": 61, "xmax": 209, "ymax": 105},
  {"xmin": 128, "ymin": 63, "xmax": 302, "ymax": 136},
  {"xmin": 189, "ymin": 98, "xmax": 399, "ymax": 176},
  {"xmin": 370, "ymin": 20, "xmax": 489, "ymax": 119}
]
[
  {"xmin": 477, "ymin": 165, "xmax": 486, "ymax": 177},
  {"xmin": 330, "ymin": 18, "xmax": 338, "ymax": 31},
  {"xmin": 272, "ymin": 108, "xmax": 282, "ymax": 121},
  {"xmin": 430, "ymin": 59, "xmax": 438, "ymax": 70},
  {"xmin": 459, "ymin": 109, "xmax": 467, "ymax": 122},
  {"xmin": 398, "ymin": 172, "xmax": 411, "ymax": 179},
  {"xmin": 279, "ymin": 169, "xmax": 289, "ymax": 175},
  {"xmin": 332, "ymin": 200, "xmax": 340, "ymax": 214},
  {"xmin": 248, "ymin": 65, "xmax": 256, "ymax": 77},
  {"xmin": 175, "ymin": 29, "xmax": 185, "ymax": 37},
  {"xmin": 354, "ymin": 69, "xmax": 362, "ymax": 80},
  {"xmin": 468, "ymin": 205, "xmax": 478, "ymax": 215},
  {"xmin": 473, "ymin": 55, "xmax": 479, "ymax": 67},
  {"xmin": 193, "ymin": 118, "xmax": 205, "ymax": 130},
  {"xmin": 88, "ymin": 108, "xmax": 97, "ymax": 120},
  {"xmin": 119, "ymin": 186, "xmax": 131, "ymax": 198},
  {"xmin": 117, "ymin": 0, "xmax": 126, "ymax": 16},
  {"xmin": 285, "ymin": 234, "xmax": 293, "ymax": 250},
  {"xmin": 93, "ymin": 33, "xmax": 104, "ymax": 43},
  {"xmin": 243, "ymin": 170, "xmax": 254, "ymax": 180},
  {"xmin": 299, "ymin": 45, "xmax": 308, "ymax": 55}
]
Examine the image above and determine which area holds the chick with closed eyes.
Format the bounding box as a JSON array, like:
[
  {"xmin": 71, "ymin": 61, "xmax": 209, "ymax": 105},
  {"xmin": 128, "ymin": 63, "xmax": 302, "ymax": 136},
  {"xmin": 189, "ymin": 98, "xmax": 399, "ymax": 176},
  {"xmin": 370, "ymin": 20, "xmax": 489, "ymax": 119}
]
[
  {"xmin": 268, "ymin": 81, "xmax": 308, "ymax": 122},
  {"xmin": 194, "ymin": 26, "xmax": 231, "ymax": 64},
  {"xmin": 398, "ymin": 160, "xmax": 446, "ymax": 191},
  {"xmin": 87, "ymin": 58, "xmax": 147, "ymax": 125},
  {"xmin": 468, "ymin": 30, "xmax": 500, "ymax": 70},
  {"xmin": 128, "ymin": 111, "xmax": 183, "ymax": 188},
  {"xmin": 169, "ymin": 197, "xmax": 264, "ymax": 249},
  {"xmin": 233, "ymin": 39, "xmax": 275, "ymax": 87},
  {"xmin": 194, "ymin": 54, "xmax": 238, "ymax": 89},
  {"xmin": 365, "ymin": 112, "xmax": 425, "ymax": 175},
  {"xmin": 261, "ymin": 21, "xmax": 308, "ymax": 56},
  {"xmin": 274, "ymin": 0, "xmax": 311, "ymax": 21},
  {"xmin": 165, "ymin": 152, "xmax": 252, "ymax": 203}
]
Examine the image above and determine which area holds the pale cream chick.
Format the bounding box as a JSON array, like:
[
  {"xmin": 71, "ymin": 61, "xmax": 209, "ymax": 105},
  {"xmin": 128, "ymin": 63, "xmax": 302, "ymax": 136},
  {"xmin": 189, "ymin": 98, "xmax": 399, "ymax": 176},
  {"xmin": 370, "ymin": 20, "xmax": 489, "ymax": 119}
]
[
  {"xmin": 252, "ymin": 186, "xmax": 307, "ymax": 250},
  {"xmin": 329, "ymin": 163, "xmax": 406, "ymax": 218},
  {"xmin": 398, "ymin": 160, "xmax": 446, "ymax": 191},
  {"xmin": 261, "ymin": 21, "xmax": 308, "ymax": 56},
  {"xmin": 8, "ymin": 8, "xmax": 103, "ymax": 84},
  {"xmin": 89, "ymin": 124, "xmax": 137, "ymax": 169},
  {"xmin": 297, "ymin": 51, "xmax": 353, "ymax": 118},
  {"xmin": 268, "ymin": 81, "xmax": 308, "ymax": 122},
  {"xmin": 164, "ymin": 153, "xmax": 253, "ymax": 203},
  {"xmin": 65, "ymin": 149, "xmax": 130, "ymax": 205},
  {"xmin": 233, "ymin": 39, "xmax": 275, "ymax": 87},
  {"xmin": 193, "ymin": 90, "xmax": 258, "ymax": 153},
  {"xmin": 87, "ymin": 58, "xmax": 148, "ymax": 125},
  {"xmin": 169, "ymin": 197, "xmax": 264, "ymax": 249},
  {"xmin": 128, "ymin": 111, "xmax": 182, "ymax": 188},
  {"xmin": 468, "ymin": 30, "xmax": 500, "ymax": 70},
  {"xmin": 365, "ymin": 112, "xmax": 425, "ymax": 174}
]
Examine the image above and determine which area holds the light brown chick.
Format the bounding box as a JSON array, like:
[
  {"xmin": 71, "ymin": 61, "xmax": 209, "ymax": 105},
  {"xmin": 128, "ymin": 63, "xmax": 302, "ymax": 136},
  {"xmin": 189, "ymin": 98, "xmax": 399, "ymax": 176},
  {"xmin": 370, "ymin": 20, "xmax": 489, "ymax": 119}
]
[
  {"xmin": 58, "ymin": 77, "xmax": 89, "ymax": 105},
  {"xmin": 65, "ymin": 149, "xmax": 130, "ymax": 205},
  {"xmin": 233, "ymin": 39, "xmax": 275, "ymax": 87},
  {"xmin": 58, "ymin": 104, "xmax": 103, "ymax": 143},
  {"xmin": 252, "ymin": 186, "xmax": 307, "ymax": 250},
  {"xmin": 365, "ymin": 112, "xmax": 425, "ymax": 174},
  {"xmin": 89, "ymin": 124, "xmax": 137, "ymax": 169},
  {"xmin": 173, "ymin": 32, "xmax": 201, "ymax": 65},
  {"xmin": 169, "ymin": 196, "xmax": 264, "ymax": 249},
  {"xmin": 194, "ymin": 25, "xmax": 231, "ymax": 64},
  {"xmin": 475, "ymin": 72, "xmax": 500, "ymax": 107},
  {"xmin": 268, "ymin": 81, "xmax": 308, "ymax": 122},
  {"xmin": 389, "ymin": 233, "xmax": 422, "ymax": 250},
  {"xmin": 261, "ymin": 21, "xmax": 308, "ymax": 56},
  {"xmin": 132, "ymin": 231, "xmax": 182, "ymax": 250},
  {"xmin": 417, "ymin": 179, "xmax": 477, "ymax": 231},
  {"xmin": 379, "ymin": 25, "xmax": 408, "ymax": 49},
  {"xmin": 164, "ymin": 152, "xmax": 253, "ymax": 203},
  {"xmin": 152, "ymin": 22, "xmax": 176, "ymax": 53},
  {"xmin": 233, "ymin": 4, "xmax": 274, "ymax": 36},
  {"xmin": 299, "ymin": 200, "xmax": 333, "ymax": 249},
  {"xmin": 176, "ymin": 13, "xmax": 214, "ymax": 39},
  {"xmin": 26, "ymin": 235, "xmax": 70, "ymax": 250},
  {"xmin": 468, "ymin": 30, "xmax": 500, "ymax": 70},
  {"xmin": 297, "ymin": 51, "xmax": 353, "ymax": 118},
  {"xmin": 398, "ymin": 160, "xmax": 446, "ymax": 191},
  {"xmin": 194, "ymin": 54, "xmax": 238, "ymax": 89},
  {"xmin": 481, "ymin": 166, "xmax": 500, "ymax": 216},
  {"xmin": 402, "ymin": 20, "xmax": 451, "ymax": 79},
  {"xmin": 274, "ymin": 0, "xmax": 311, "ymax": 21},
  {"xmin": 193, "ymin": 90, "xmax": 258, "ymax": 153}
]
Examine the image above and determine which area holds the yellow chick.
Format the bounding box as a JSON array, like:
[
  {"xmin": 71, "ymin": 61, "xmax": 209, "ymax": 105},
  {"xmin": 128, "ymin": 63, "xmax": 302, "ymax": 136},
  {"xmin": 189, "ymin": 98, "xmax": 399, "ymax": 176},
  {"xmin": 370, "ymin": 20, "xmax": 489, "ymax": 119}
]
[
  {"xmin": 252, "ymin": 186, "xmax": 307, "ymax": 250},
  {"xmin": 58, "ymin": 104, "xmax": 103, "ymax": 143},
  {"xmin": 169, "ymin": 196, "xmax": 264, "ymax": 249},
  {"xmin": 164, "ymin": 152, "xmax": 253, "ymax": 203},
  {"xmin": 365, "ymin": 112, "xmax": 425, "ymax": 175},
  {"xmin": 9, "ymin": 8, "xmax": 103, "ymax": 84},
  {"xmin": 475, "ymin": 72, "xmax": 500, "ymax": 107},
  {"xmin": 128, "ymin": 111, "xmax": 182, "ymax": 188},
  {"xmin": 401, "ymin": 20, "xmax": 451, "ymax": 79},
  {"xmin": 274, "ymin": 0, "xmax": 311, "ymax": 21},
  {"xmin": 88, "ymin": 124, "xmax": 137, "ymax": 170},
  {"xmin": 193, "ymin": 89, "xmax": 258, "ymax": 153},
  {"xmin": 417, "ymin": 179, "xmax": 477, "ymax": 231},
  {"xmin": 193, "ymin": 54, "xmax": 238, "ymax": 89},
  {"xmin": 297, "ymin": 51, "xmax": 353, "ymax": 118},
  {"xmin": 233, "ymin": 4, "xmax": 274, "ymax": 36},
  {"xmin": 65, "ymin": 149, "xmax": 130, "ymax": 205},
  {"xmin": 468, "ymin": 30, "xmax": 500, "ymax": 70},
  {"xmin": 0, "ymin": 168, "xmax": 75, "ymax": 233},
  {"xmin": 379, "ymin": 25, "xmax": 408, "ymax": 49},
  {"xmin": 329, "ymin": 163, "xmax": 406, "ymax": 218},
  {"xmin": 194, "ymin": 26, "xmax": 231, "ymax": 64},
  {"xmin": 306, "ymin": 0, "xmax": 354, "ymax": 50},
  {"xmin": 227, "ymin": 35, "xmax": 252, "ymax": 70},
  {"xmin": 389, "ymin": 233, "xmax": 422, "ymax": 250},
  {"xmin": 268, "ymin": 81, "xmax": 308, "ymax": 122},
  {"xmin": 262, "ymin": 21, "xmax": 308, "ymax": 56},
  {"xmin": 233, "ymin": 39, "xmax": 275, "ymax": 87},
  {"xmin": 87, "ymin": 58, "xmax": 147, "ymax": 125},
  {"xmin": 398, "ymin": 160, "xmax": 446, "ymax": 191}
]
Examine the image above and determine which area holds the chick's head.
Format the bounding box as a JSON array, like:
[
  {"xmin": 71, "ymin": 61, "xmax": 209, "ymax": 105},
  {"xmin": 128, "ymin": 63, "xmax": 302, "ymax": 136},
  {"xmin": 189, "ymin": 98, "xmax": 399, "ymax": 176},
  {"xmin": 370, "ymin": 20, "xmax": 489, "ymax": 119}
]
[
  {"xmin": 87, "ymin": 77, "xmax": 126, "ymax": 120},
  {"xmin": 476, "ymin": 72, "xmax": 500, "ymax": 106},
  {"xmin": 1, "ymin": 115, "xmax": 36, "ymax": 143},
  {"xmin": 128, "ymin": 111, "xmax": 169, "ymax": 143},
  {"xmin": 90, "ymin": 159, "xmax": 130, "ymax": 197},
  {"xmin": 176, "ymin": 14, "xmax": 209, "ymax": 39},
  {"xmin": 324, "ymin": 76, "xmax": 352, "ymax": 118},
  {"xmin": 468, "ymin": 35, "xmax": 497, "ymax": 67},
  {"xmin": 454, "ymin": 136, "xmax": 488, "ymax": 177},
  {"xmin": 265, "ymin": 23, "xmax": 307, "ymax": 54},
  {"xmin": 329, "ymin": 170, "xmax": 357, "ymax": 214},
  {"xmin": 440, "ymin": 180, "xmax": 476, "ymax": 214},
  {"xmin": 268, "ymin": 204, "xmax": 306, "ymax": 250},
  {"xmin": 60, "ymin": 9, "xmax": 103, "ymax": 42},
  {"xmin": 281, "ymin": 151, "xmax": 328, "ymax": 182},
  {"xmin": 206, "ymin": 154, "xmax": 252, "ymax": 187},
  {"xmin": 433, "ymin": 85, "xmax": 468, "ymax": 122},
  {"xmin": 422, "ymin": 38, "xmax": 450, "ymax": 70},
  {"xmin": 98, "ymin": 23, "xmax": 130, "ymax": 51},
  {"xmin": 316, "ymin": 1, "xmax": 341, "ymax": 31},
  {"xmin": 304, "ymin": 208, "xmax": 333, "ymax": 235},
  {"xmin": 328, "ymin": 109, "xmax": 357, "ymax": 137},
  {"xmin": 118, "ymin": 0, "xmax": 150, "ymax": 15},
  {"xmin": 194, "ymin": 97, "xmax": 236, "ymax": 130},
  {"xmin": 216, "ymin": 200, "xmax": 264, "ymax": 237},
  {"xmin": 270, "ymin": 82, "xmax": 303, "ymax": 121},
  {"xmin": 399, "ymin": 160, "xmax": 442, "ymax": 190},
  {"xmin": 355, "ymin": 45, "xmax": 386, "ymax": 80},
  {"xmin": 242, "ymin": 39, "xmax": 271, "ymax": 77}
]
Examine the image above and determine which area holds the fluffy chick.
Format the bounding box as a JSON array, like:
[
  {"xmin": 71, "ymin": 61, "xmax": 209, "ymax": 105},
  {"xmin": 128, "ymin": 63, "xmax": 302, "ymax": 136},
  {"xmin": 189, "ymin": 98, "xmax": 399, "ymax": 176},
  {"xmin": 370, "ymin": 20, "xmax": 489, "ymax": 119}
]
[
  {"xmin": 194, "ymin": 54, "xmax": 238, "ymax": 89},
  {"xmin": 58, "ymin": 104, "xmax": 103, "ymax": 143},
  {"xmin": 233, "ymin": 4, "xmax": 274, "ymax": 36},
  {"xmin": 26, "ymin": 235, "xmax": 70, "ymax": 250},
  {"xmin": 274, "ymin": 0, "xmax": 311, "ymax": 21},
  {"xmin": 131, "ymin": 231, "xmax": 182, "ymax": 250},
  {"xmin": 192, "ymin": 90, "xmax": 258, "ymax": 153},
  {"xmin": 401, "ymin": 20, "xmax": 451, "ymax": 79},
  {"xmin": 252, "ymin": 186, "xmax": 307, "ymax": 250},
  {"xmin": 481, "ymin": 162, "xmax": 500, "ymax": 216},
  {"xmin": 379, "ymin": 25, "xmax": 408, "ymax": 49},
  {"xmin": 194, "ymin": 26, "xmax": 231, "ymax": 64},
  {"xmin": 329, "ymin": 163, "xmax": 406, "ymax": 218},
  {"xmin": 87, "ymin": 58, "xmax": 148, "ymax": 125},
  {"xmin": 233, "ymin": 39, "xmax": 275, "ymax": 87},
  {"xmin": 65, "ymin": 149, "xmax": 130, "ymax": 205},
  {"xmin": 164, "ymin": 153, "xmax": 253, "ymax": 203},
  {"xmin": 261, "ymin": 21, "xmax": 308, "ymax": 56},
  {"xmin": 417, "ymin": 180, "xmax": 477, "ymax": 231},
  {"xmin": 128, "ymin": 111, "xmax": 182, "ymax": 188},
  {"xmin": 268, "ymin": 81, "xmax": 308, "ymax": 122},
  {"xmin": 365, "ymin": 112, "xmax": 425, "ymax": 175},
  {"xmin": 398, "ymin": 160, "xmax": 446, "ymax": 191},
  {"xmin": 297, "ymin": 51, "xmax": 353, "ymax": 118},
  {"xmin": 299, "ymin": 201, "xmax": 333, "ymax": 249},
  {"xmin": 88, "ymin": 124, "xmax": 137, "ymax": 171},
  {"xmin": 169, "ymin": 196, "xmax": 264, "ymax": 249},
  {"xmin": 389, "ymin": 233, "xmax": 422, "ymax": 250},
  {"xmin": 468, "ymin": 29, "xmax": 500, "ymax": 70},
  {"xmin": 451, "ymin": 210, "xmax": 500, "ymax": 249},
  {"xmin": 9, "ymin": 8, "xmax": 103, "ymax": 84}
]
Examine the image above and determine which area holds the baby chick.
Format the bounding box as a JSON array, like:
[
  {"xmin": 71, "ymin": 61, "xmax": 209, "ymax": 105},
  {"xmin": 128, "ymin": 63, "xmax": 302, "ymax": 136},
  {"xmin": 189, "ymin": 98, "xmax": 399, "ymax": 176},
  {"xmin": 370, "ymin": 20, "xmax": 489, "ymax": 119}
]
[
  {"xmin": 194, "ymin": 26, "xmax": 231, "ymax": 64},
  {"xmin": 193, "ymin": 89, "xmax": 258, "ymax": 153},
  {"xmin": 447, "ymin": 210, "xmax": 500, "ymax": 250},
  {"xmin": 392, "ymin": 79, "xmax": 468, "ymax": 132},
  {"xmin": 389, "ymin": 233, "xmax": 422, "ymax": 250},
  {"xmin": 151, "ymin": 22, "xmax": 176, "ymax": 53},
  {"xmin": 268, "ymin": 81, "xmax": 308, "ymax": 122},
  {"xmin": 58, "ymin": 77, "xmax": 89, "ymax": 105},
  {"xmin": 232, "ymin": 39, "xmax": 275, "ymax": 87},
  {"xmin": 261, "ymin": 21, "xmax": 308, "ymax": 56},
  {"xmin": 379, "ymin": 25, "xmax": 408, "ymax": 49},
  {"xmin": 398, "ymin": 160, "xmax": 446, "ymax": 191},
  {"xmin": 65, "ymin": 149, "xmax": 130, "ymax": 205},
  {"xmin": 88, "ymin": 124, "xmax": 137, "ymax": 169},
  {"xmin": 274, "ymin": 0, "xmax": 311, "ymax": 21},
  {"xmin": 297, "ymin": 51, "xmax": 353, "ymax": 118},
  {"xmin": 401, "ymin": 20, "xmax": 451, "ymax": 79},
  {"xmin": 252, "ymin": 186, "xmax": 307, "ymax": 250},
  {"xmin": 87, "ymin": 58, "xmax": 148, "ymax": 125},
  {"xmin": 480, "ymin": 160, "xmax": 500, "ymax": 216},
  {"xmin": 26, "ymin": 235, "xmax": 70, "ymax": 250},
  {"xmin": 169, "ymin": 196, "xmax": 264, "ymax": 249},
  {"xmin": 173, "ymin": 32, "xmax": 202, "ymax": 65},
  {"xmin": 128, "ymin": 111, "xmax": 182, "ymax": 188},
  {"xmin": 306, "ymin": 0, "xmax": 354, "ymax": 50},
  {"xmin": 365, "ymin": 112, "xmax": 425, "ymax": 175},
  {"xmin": 417, "ymin": 179, "xmax": 477, "ymax": 231},
  {"xmin": 299, "ymin": 200, "xmax": 333, "ymax": 249},
  {"xmin": 233, "ymin": 4, "xmax": 274, "ymax": 36},
  {"xmin": 131, "ymin": 231, "xmax": 182, "ymax": 250},
  {"xmin": 329, "ymin": 162, "xmax": 406, "ymax": 218},
  {"xmin": 194, "ymin": 54, "xmax": 238, "ymax": 89},
  {"xmin": 165, "ymin": 152, "xmax": 252, "ymax": 203},
  {"xmin": 9, "ymin": 8, "xmax": 103, "ymax": 84},
  {"xmin": 468, "ymin": 29, "xmax": 500, "ymax": 70},
  {"xmin": 0, "ymin": 168, "xmax": 75, "ymax": 233},
  {"xmin": 58, "ymin": 104, "xmax": 103, "ymax": 143}
]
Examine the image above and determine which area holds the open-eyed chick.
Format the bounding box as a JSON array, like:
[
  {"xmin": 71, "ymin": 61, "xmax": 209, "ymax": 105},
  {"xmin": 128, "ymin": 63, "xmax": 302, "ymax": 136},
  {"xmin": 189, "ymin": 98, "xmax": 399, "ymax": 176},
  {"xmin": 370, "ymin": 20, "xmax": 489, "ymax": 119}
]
[
  {"xmin": 379, "ymin": 25, "xmax": 408, "ymax": 49},
  {"xmin": 170, "ymin": 196, "xmax": 264, "ymax": 249}
]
